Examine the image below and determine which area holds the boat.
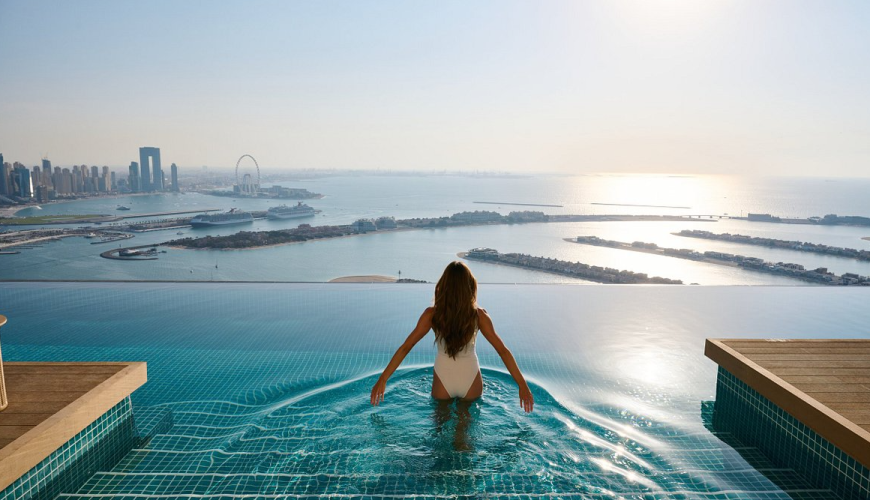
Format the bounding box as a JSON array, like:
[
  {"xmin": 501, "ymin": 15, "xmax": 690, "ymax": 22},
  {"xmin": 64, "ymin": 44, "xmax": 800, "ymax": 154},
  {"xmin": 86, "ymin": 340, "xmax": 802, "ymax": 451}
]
[
  {"xmin": 84, "ymin": 233, "xmax": 97, "ymax": 239},
  {"xmin": 177, "ymin": 231, "xmax": 185, "ymax": 235},
  {"xmin": 266, "ymin": 202, "xmax": 317, "ymax": 220},
  {"xmin": 117, "ymin": 205, "xmax": 131, "ymax": 211},
  {"xmin": 190, "ymin": 208, "xmax": 254, "ymax": 228}
]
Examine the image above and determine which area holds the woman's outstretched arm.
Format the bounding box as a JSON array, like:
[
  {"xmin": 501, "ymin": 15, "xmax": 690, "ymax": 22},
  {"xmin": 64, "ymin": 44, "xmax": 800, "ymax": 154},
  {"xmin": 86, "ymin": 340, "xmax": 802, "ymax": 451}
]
[
  {"xmin": 370, "ymin": 307, "xmax": 434, "ymax": 406},
  {"xmin": 477, "ymin": 308, "xmax": 534, "ymax": 412}
]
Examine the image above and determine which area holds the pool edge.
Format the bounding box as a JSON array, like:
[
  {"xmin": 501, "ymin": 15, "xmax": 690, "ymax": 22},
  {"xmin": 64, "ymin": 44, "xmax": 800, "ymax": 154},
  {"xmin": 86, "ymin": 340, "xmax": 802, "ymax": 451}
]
[{"xmin": 0, "ymin": 362, "xmax": 147, "ymax": 492}]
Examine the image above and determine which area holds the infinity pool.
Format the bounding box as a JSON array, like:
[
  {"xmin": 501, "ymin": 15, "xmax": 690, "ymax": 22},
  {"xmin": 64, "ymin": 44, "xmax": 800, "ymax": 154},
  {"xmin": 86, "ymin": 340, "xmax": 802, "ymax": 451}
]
[{"xmin": 3, "ymin": 282, "xmax": 869, "ymax": 498}]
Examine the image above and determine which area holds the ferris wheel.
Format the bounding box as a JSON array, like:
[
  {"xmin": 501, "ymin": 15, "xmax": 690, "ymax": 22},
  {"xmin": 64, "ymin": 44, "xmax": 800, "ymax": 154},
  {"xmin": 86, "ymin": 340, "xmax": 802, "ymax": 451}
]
[{"xmin": 235, "ymin": 154, "xmax": 261, "ymax": 196}]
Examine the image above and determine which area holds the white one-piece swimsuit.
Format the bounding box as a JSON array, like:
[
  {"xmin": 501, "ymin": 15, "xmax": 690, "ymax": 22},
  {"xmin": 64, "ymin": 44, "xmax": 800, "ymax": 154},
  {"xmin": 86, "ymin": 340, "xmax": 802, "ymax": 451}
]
[{"xmin": 433, "ymin": 327, "xmax": 481, "ymax": 398}]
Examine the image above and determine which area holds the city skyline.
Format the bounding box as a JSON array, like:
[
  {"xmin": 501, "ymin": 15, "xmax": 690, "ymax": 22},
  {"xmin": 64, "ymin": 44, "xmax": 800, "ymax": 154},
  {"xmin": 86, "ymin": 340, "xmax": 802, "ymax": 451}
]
[
  {"xmin": 0, "ymin": 146, "xmax": 180, "ymax": 201},
  {"xmin": 2, "ymin": 1, "xmax": 870, "ymax": 177}
]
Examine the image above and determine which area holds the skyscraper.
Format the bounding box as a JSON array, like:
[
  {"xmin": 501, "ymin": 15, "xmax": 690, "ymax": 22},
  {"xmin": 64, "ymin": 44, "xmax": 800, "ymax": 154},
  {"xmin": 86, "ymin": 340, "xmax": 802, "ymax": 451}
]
[
  {"xmin": 0, "ymin": 153, "xmax": 7, "ymax": 196},
  {"xmin": 15, "ymin": 166, "xmax": 33, "ymax": 198},
  {"xmin": 170, "ymin": 163, "xmax": 179, "ymax": 192},
  {"xmin": 42, "ymin": 159, "xmax": 52, "ymax": 190},
  {"xmin": 52, "ymin": 167, "xmax": 63, "ymax": 194},
  {"xmin": 139, "ymin": 147, "xmax": 161, "ymax": 191},
  {"xmin": 61, "ymin": 168, "xmax": 72, "ymax": 194},
  {"xmin": 129, "ymin": 161, "xmax": 140, "ymax": 193}
]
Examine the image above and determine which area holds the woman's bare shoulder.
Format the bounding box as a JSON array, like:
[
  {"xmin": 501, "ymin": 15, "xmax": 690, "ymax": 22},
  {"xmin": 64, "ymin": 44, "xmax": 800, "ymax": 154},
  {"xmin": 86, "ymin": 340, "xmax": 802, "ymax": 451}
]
[{"xmin": 476, "ymin": 307, "xmax": 491, "ymax": 320}]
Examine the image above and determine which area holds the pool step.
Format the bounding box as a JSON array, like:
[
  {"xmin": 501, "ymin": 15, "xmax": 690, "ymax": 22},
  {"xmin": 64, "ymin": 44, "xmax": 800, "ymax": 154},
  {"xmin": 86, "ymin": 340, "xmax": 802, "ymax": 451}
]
[
  {"xmin": 66, "ymin": 470, "xmax": 839, "ymax": 498},
  {"xmin": 113, "ymin": 446, "xmax": 775, "ymax": 475}
]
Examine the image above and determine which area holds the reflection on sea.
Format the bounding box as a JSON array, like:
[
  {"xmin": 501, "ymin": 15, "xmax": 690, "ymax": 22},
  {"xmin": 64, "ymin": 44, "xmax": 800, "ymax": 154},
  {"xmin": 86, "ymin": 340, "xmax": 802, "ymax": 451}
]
[{"xmin": 3, "ymin": 175, "xmax": 870, "ymax": 283}]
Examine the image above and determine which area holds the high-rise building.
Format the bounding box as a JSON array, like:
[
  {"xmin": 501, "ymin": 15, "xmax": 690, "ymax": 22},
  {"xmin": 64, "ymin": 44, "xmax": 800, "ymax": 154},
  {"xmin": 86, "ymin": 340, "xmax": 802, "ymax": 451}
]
[
  {"xmin": 129, "ymin": 161, "xmax": 140, "ymax": 193},
  {"xmin": 73, "ymin": 166, "xmax": 83, "ymax": 193},
  {"xmin": 0, "ymin": 154, "xmax": 7, "ymax": 196},
  {"xmin": 15, "ymin": 166, "xmax": 33, "ymax": 198},
  {"xmin": 42, "ymin": 160, "xmax": 52, "ymax": 190},
  {"xmin": 91, "ymin": 166, "xmax": 99, "ymax": 179},
  {"xmin": 52, "ymin": 167, "xmax": 63, "ymax": 194},
  {"xmin": 110, "ymin": 171, "xmax": 117, "ymax": 191},
  {"xmin": 170, "ymin": 163, "xmax": 179, "ymax": 192},
  {"xmin": 31, "ymin": 167, "xmax": 40, "ymax": 189},
  {"xmin": 35, "ymin": 185, "xmax": 49, "ymax": 203},
  {"xmin": 139, "ymin": 147, "xmax": 161, "ymax": 191},
  {"xmin": 61, "ymin": 168, "xmax": 72, "ymax": 194}
]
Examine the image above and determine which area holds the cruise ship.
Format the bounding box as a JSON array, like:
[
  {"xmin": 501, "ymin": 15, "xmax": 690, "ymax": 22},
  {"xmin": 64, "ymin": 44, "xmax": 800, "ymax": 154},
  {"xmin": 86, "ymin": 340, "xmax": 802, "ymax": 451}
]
[
  {"xmin": 266, "ymin": 202, "xmax": 317, "ymax": 220},
  {"xmin": 190, "ymin": 209, "xmax": 254, "ymax": 228}
]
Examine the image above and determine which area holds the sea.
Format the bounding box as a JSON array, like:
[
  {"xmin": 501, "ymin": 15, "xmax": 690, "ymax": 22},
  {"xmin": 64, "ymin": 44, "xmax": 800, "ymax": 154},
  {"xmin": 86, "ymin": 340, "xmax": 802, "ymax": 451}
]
[{"xmin": 2, "ymin": 173, "xmax": 870, "ymax": 283}]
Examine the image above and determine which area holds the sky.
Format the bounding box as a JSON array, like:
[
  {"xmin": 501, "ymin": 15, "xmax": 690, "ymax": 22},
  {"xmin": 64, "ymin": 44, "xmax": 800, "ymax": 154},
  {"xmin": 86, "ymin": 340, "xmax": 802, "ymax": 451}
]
[{"xmin": 1, "ymin": 0, "xmax": 869, "ymax": 176}]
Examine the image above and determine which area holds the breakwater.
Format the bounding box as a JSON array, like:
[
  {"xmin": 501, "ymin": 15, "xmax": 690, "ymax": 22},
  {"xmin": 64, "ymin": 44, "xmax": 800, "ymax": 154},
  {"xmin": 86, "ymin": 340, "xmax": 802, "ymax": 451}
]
[
  {"xmin": 474, "ymin": 201, "xmax": 563, "ymax": 207},
  {"xmin": 570, "ymin": 236, "xmax": 870, "ymax": 286},
  {"xmin": 676, "ymin": 230, "xmax": 870, "ymax": 262},
  {"xmin": 460, "ymin": 248, "xmax": 682, "ymax": 284}
]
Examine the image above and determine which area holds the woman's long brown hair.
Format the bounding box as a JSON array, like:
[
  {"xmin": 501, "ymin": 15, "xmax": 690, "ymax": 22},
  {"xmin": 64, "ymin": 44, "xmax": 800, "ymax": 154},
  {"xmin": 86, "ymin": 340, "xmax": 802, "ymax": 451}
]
[{"xmin": 432, "ymin": 261, "xmax": 478, "ymax": 358}]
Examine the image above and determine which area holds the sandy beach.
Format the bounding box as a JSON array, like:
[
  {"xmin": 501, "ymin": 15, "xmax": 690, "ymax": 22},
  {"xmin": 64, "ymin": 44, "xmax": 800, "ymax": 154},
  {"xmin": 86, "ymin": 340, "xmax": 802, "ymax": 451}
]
[
  {"xmin": 0, "ymin": 206, "xmax": 20, "ymax": 218},
  {"xmin": 328, "ymin": 275, "xmax": 397, "ymax": 283}
]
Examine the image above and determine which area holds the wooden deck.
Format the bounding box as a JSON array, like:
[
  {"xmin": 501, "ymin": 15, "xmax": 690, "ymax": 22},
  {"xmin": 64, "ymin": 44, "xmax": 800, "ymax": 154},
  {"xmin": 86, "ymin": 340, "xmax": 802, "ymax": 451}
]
[
  {"xmin": 705, "ymin": 339, "xmax": 870, "ymax": 469},
  {"xmin": 0, "ymin": 362, "xmax": 147, "ymax": 490}
]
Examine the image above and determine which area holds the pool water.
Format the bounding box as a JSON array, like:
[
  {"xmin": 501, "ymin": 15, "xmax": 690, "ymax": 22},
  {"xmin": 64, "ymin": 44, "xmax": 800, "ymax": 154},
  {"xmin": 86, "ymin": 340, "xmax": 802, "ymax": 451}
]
[{"xmin": 3, "ymin": 282, "xmax": 869, "ymax": 498}]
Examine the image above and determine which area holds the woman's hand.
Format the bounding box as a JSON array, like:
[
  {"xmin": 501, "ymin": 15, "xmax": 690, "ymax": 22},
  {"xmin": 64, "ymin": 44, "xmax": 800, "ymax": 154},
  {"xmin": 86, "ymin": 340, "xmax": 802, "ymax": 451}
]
[
  {"xmin": 370, "ymin": 379, "xmax": 387, "ymax": 406},
  {"xmin": 519, "ymin": 385, "xmax": 534, "ymax": 413}
]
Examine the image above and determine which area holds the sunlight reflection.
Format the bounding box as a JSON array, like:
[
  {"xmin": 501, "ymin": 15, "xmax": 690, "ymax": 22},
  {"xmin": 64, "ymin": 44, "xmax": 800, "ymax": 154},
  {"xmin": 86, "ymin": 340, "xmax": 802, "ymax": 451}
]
[
  {"xmin": 555, "ymin": 413, "xmax": 655, "ymax": 471},
  {"xmin": 592, "ymin": 458, "xmax": 659, "ymax": 489}
]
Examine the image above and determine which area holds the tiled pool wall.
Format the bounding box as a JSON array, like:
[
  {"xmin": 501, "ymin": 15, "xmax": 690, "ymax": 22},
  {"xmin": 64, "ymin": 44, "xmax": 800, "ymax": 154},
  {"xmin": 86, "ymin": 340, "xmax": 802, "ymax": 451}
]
[
  {"xmin": 0, "ymin": 398, "xmax": 136, "ymax": 500},
  {"xmin": 712, "ymin": 367, "xmax": 870, "ymax": 500}
]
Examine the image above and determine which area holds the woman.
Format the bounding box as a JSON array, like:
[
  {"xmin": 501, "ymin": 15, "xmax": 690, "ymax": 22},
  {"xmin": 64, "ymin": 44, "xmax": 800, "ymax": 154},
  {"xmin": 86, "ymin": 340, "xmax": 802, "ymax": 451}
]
[{"xmin": 370, "ymin": 261, "xmax": 534, "ymax": 412}]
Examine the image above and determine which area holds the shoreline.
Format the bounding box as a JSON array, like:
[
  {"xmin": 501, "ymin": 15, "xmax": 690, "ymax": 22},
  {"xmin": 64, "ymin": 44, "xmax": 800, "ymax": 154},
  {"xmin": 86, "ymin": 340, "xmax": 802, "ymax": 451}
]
[
  {"xmin": 328, "ymin": 275, "xmax": 397, "ymax": 283},
  {"xmin": 10, "ymin": 191, "xmax": 174, "ymax": 217}
]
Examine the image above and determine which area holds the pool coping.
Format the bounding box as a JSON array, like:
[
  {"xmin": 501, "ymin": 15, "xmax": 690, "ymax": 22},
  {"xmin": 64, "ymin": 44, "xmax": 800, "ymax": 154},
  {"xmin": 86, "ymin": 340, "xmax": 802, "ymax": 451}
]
[
  {"xmin": 705, "ymin": 338, "xmax": 870, "ymax": 468},
  {"xmin": 0, "ymin": 362, "xmax": 147, "ymax": 491}
]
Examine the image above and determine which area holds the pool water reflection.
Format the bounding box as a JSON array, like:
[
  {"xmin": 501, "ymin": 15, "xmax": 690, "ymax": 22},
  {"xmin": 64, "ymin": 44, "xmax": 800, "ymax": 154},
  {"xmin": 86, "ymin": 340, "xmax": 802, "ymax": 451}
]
[{"xmin": 2, "ymin": 282, "xmax": 868, "ymax": 498}]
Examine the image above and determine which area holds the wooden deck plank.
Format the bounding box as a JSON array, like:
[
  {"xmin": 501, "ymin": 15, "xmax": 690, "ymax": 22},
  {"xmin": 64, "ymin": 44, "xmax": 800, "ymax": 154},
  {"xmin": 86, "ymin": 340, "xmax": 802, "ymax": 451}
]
[
  {"xmin": 748, "ymin": 353, "xmax": 870, "ymax": 361},
  {"xmin": 706, "ymin": 339, "xmax": 870, "ymax": 470},
  {"xmin": 732, "ymin": 348, "xmax": 870, "ymax": 355},
  {"xmin": 791, "ymin": 383, "xmax": 870, "ymax": 393},
  {"xmin": 773, "ymin": 367, "xmax": 869, "ymax": 376},
  {"xmin": 755, "ymin": 360, "xmax": 870, "ymax": 368},
  {"xmin": 0, "ymin": 362, "xmax": 147, "ymax": 491},
  {"xmin": 3, "ymin": 363, "xmax": 127, "ymax": 374},
  {"xmin": 0, "ymin": 426, "xmax": 36, "ymax": 439}
]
